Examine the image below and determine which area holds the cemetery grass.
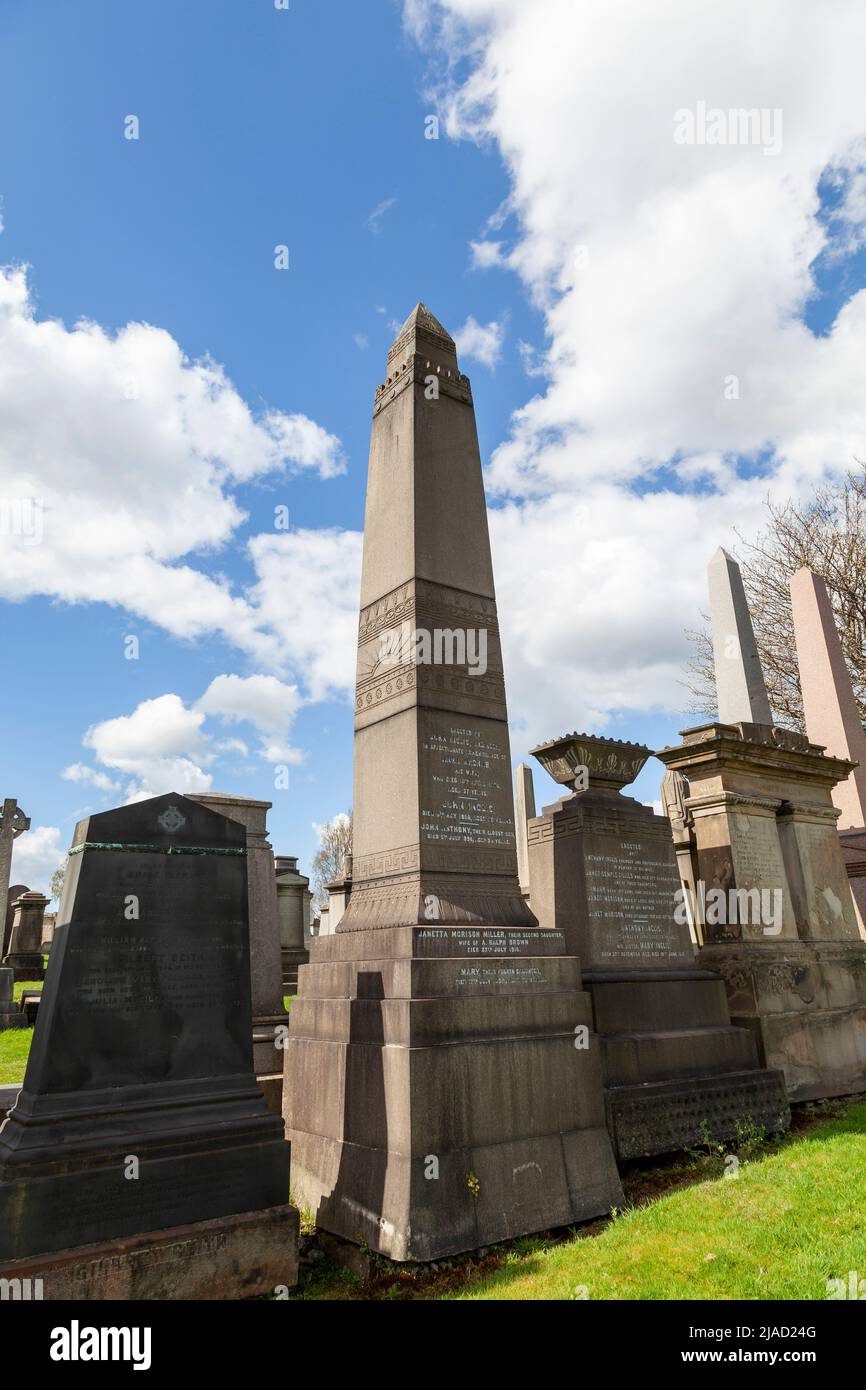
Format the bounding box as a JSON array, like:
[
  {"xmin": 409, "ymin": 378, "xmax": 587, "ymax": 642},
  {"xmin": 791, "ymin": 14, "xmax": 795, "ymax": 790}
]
[
  {"xmin": 291, "ymin": 1098, "xmax": 865, "ymax": 1300},
  {"xmin": 0, "ymin": 1026, "xmax": 34, "ymax": 1083}
]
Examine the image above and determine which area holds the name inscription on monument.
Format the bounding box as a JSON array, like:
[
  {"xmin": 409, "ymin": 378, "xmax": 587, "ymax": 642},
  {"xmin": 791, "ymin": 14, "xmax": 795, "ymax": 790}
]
[
  {"xmin": 420, "ymin": 722, "xmax": 513, "ymax": 849},
  {"xmin": 582, "ymin": 831, "xmax": 689, "ymax": 968},
  {"xmin": 415, "ymin": 926, "xmax": 567, "ymax": 958}
]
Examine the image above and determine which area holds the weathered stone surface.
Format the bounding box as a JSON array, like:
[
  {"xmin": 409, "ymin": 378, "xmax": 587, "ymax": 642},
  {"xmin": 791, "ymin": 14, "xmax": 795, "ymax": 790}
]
[
  {"xmin": 2, "ymin": 890, "xmax": 48, "ymax": 981},
  {"xmin": 514, "ymin": 763, "xmax": 536, "ymax": 896},
  {"xmin": 191, "ymin": 793, "xmax": 287, "ymax": 1075},
  {"xmin": 528, "ymin": 732, "xmax": 789, "ymax": 1157},
  {"xmin": 0, "ymin": 800, "xmax": 30, "ymax": 957},
  {"xmin": 790, "ymin": 567, "xmax": 866, "ymax": 831},
  {"xmin": 2, "ymin": 883, "xmax": 28, "ymax": 958},
  {"xmin": 275, "ymin": 855, "xmax": 311, "ymax": 986},
  {"xmin": 0, "ymin": 793, "xmax": 292, "ymax": 1263},
  {"xmin": 658, "ymin": 722, "xmax": 866, "ymax": 1100},
  {"xmin": 708, "ymin": 548, "xmax": 773, "ymax": 725},
  {"xmin": 285, "ymin": 308, "xmax": 622, "ymax": 1259},
  {"xmin": 0, "ymin": 967, "xmax": 26, "ymax": 1032},
  {"xmin": 0, "ymin": 1204, "xmax": 299, "ymax": 1300}
]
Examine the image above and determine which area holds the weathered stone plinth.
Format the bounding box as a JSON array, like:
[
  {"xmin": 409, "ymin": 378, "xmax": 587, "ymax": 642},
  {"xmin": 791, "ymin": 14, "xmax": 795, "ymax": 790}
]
[
  {"xmin": 657, "ymin": 722, "xmax": 866, "ymax": 1101},
  {"xmin": 285, "ymin": 924, "xmax": 623, "ymax": 1261},
  {"xmin": 0, "ymin": 1204, "xmax": 299, "ymax": 1300},
  {"xmin": 528, "ymin": 733, "xmax": 789, "ymax": 1158},
  {"xmin": 191, "ymin": 793, "xmax": 287, "ymax": 1075},
  {"xmin": 275, "ymin": 855, "xmax": 311, "ymax": 988},
  {"xmin": 2, "ymin": 890, "xmax": 47, "ymax": 981},
  {"xmin": 0, "ymin": 794, "xmax": 292, "ymax": 1266}
]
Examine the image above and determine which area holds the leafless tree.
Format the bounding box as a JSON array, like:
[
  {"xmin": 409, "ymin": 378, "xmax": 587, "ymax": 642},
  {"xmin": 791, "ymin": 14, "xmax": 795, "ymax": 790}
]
[
  {"xmin": 685, "ymin": 462, "xmax": 866, "ymax": 729},
  {"xmin": 311, "ymin": 811, "xmax": 353, "ymax": 909}
]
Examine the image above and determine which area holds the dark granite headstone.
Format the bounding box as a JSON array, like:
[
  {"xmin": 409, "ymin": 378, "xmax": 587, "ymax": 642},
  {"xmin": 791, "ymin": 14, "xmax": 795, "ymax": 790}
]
[{"xmin": 0, "ymin": 793, "xmax": 290, "ymax": 1262}]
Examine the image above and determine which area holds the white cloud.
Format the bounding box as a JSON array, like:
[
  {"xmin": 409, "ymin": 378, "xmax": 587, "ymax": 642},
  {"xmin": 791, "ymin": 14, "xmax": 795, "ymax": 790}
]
[
  {"xmin": 0, "ymin": 266, "xmax": 344, "ymax": 669},
  {"xmin": 469, "ymin": 238, "xmax": 506, "ymax": 269},
  {"xmin": 61, "ymin": 762, "xmax": 120, "ymax": 793},
  {"xmin": 10, "ymin": 825, "xmax": 65, "ymax": 896},
  {"xmin": 406, "ymin": 0, "xmax": 866, "ymax": 728},
  {"xmin": 454, "ymin": 314, "xmax": 504, "ymax": 367},
  {"xmin": 248, "ymin": 529, "xmax": 363, "ymax": 703},
  {"xmin": 197, "ymin": 673, "xmax": 303, "ymax": 764},
  {"xmin": 82, "ymin": 694, "xmax": 213, "ymax": 802}
]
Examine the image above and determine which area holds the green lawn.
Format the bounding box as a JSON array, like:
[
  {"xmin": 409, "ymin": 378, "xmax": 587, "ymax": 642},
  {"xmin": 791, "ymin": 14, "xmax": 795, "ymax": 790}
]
[
  {"xmin": 12, "ymin": 980, "xmax": 41, "ymax": 1004},
  {"xmin": 0, "ymin": 1025, "xmax": 34, "ymax": 1085},
  {"xmin": 292, "ymin": 1099, "xmax": 866, "ymax": 1301}
]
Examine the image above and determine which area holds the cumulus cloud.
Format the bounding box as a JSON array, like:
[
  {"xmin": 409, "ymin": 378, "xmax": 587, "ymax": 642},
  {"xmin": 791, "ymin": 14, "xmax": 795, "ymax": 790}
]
[
  {"xmin": 454, "ymin": 314, "xmax": 505, "ymax": 367},
  {"xmin": 10, "ymin": 824, "xmax": 65, "ymax": 896},
  {"xmin": 469, "ymin": 238, "xmax": 506, "ymax": 269},
  {"xmin": 197, "ymin": 673, "xmax": 303, "ymax": 763},
  {"xmin": 61, "ymin": 763, "xmax": 121, "ymax": 793},
  {"xmin": 0, "ymin": 265, "xmax": 344, "ymax": 668},
  {"xmin": 405, "ymin": 0, "xmax": 866, "ymax": 728},
  {"xmin": 82, "ymin": 694, "xmax": 213, "ymax": 802}
]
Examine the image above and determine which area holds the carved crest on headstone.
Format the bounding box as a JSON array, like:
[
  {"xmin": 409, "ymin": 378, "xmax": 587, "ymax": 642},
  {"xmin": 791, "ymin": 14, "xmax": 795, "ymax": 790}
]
[{"xmin": 158, "ymin": 805, "xmax": 186, "ymax": 834}]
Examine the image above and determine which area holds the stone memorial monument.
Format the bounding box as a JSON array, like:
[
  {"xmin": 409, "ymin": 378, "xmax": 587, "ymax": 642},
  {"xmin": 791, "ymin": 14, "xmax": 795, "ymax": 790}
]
[
  {"xmin": 275, "ymin": 854, "xmax": 311, "ymax": 987},
  {"xmin": 790, "ymin": 566, "xmax": 866, "ymax": 936},
  {"xmin": 190, "ymin": 792, "xmax": 287, "ymax": 1079},
  {"xmin": 0, "ymin": 793, "xmax": 297, "ymax": 1298},
  {"xmin": 2, "ymin": 890, "xmax": 48, "ymax": 981},
  {"xmin": 514, "ymin": 763, "xmax": 536, "ymax": 897},
  {"xmin": 284, "ymin": 305, "xmax": 623, "ymax": 1260},
  {"xmin": 527, "ymin": 732, "xmax": 789, "ymax": 1159},
  {"xmin": 2, "ymin": 883, "xmax": 28, "ymax": 959},
  {"xmin": 657, "ymin": 552, "xmax": 866, "ymax": 1101},
  {"xmin": 0, "ymin": 800, "xmax": 30, "ymax": 951}
]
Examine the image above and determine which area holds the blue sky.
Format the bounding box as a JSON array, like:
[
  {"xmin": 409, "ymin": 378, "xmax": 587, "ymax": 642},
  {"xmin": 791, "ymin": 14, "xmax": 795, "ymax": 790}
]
[{"xmin": 4, "ymin": 0, "xmax": 866, "ymax": 892}]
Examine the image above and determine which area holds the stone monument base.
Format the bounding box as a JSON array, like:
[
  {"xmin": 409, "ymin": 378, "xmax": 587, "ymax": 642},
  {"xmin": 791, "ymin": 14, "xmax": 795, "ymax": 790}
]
[
  {"xmin": 2, "ymin": 954, "xmax": 44, "ymax": 983},
  {"xmin": 587, "ymin": 967, "xmax": 790, "ymax": 1157},
  {"xmin": 701, "ymin": 940, "xmax": 866, "ymax": 1101},
  {"xmin": 840, "ymin": 828, "xmax": 866, "ymax": 940},
  {"xmin": 0, "ymin": 1204, "xmax": 299, "ymax": 1300},
  {"xmin": 285, "ymin": 924, "xmax": 624, "ymax": 1262}
]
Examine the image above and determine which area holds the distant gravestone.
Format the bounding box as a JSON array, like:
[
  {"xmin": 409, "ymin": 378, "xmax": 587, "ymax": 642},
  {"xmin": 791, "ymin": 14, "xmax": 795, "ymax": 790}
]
[
  {"xmin": 0, "ymin": 793, "xmax": 293, "ymax": 1282},
  {"xmin": 0, "ymin": 967, "xmax": 26, "ymax": 1032},
  {"xmin": 3, "ymin": 890, "xmax": 48, "ymax": 980},
  {"xmin": 0, "ymin": 801, "xmax": 30, "ymax": 950},
  {"xmin": 2, "ymin": 884, "xmax": 29, "ymax": 958}
]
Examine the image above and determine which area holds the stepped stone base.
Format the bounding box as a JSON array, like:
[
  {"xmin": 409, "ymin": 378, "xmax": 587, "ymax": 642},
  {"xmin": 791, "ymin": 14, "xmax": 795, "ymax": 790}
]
[
  {"xmin": 284, "ymin": 924, "xmax": 624, "ymax": 1262},
  {"xmin": 0, "ymin": 1204, "xmax": 299, "ymax": 1300},
  {"xmin": 607, "ymin": 1071, "xmax": 791, "ymax": 1161},
  {"xmin": 586, "ymin": 968, "xmax": 790, "ymax": 1157}
]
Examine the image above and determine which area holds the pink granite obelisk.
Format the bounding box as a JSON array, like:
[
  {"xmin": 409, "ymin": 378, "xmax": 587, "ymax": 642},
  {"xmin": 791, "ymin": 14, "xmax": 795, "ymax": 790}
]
[{"xmin": 789, "ymin": 568, "xmax": 866, "ymax": 830}]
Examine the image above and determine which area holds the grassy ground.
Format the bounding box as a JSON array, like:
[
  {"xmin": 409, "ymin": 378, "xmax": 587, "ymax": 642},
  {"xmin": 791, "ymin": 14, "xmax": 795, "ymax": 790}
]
[
  {"xmin": 0, "ymin": 1026, "xmax": 34, "ymax": 1085},
  {"xmin": 12, "ymin": 980, "xmax": 41, "ymax": 1004},
  {"xmin": 291, "ymin": 1098, "xmax": 866, "ymax": 1301}
]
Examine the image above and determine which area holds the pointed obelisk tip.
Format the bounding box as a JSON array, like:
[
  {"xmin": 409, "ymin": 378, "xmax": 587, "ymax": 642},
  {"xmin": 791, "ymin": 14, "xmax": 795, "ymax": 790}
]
[
  {"xmin": 709, "ymin": 546, "xmax": 735, "ymax": 569},
  {"xmin": 393, "ymin": 302, "xmax": 455, "ymax": 346}
]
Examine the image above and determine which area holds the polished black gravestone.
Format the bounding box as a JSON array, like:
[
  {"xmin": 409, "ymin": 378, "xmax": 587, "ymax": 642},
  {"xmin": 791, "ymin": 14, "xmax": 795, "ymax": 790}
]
[{"xmin": 0, "ymin": 793, "xmax": 290, "ymax": 1262}]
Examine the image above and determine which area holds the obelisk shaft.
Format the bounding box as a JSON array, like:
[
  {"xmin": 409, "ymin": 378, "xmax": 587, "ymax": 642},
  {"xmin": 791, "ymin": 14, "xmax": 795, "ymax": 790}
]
[
  {"xmin": 708, "ymin": 548, "xmax": 773, "ymax": 725},
  {"xmin": 790, "ymin": 567, "xmax": 866, "ymax": 829},
  {"xmin": 340, "ymin": 304, "xmax": 533, "ymax": 930}
]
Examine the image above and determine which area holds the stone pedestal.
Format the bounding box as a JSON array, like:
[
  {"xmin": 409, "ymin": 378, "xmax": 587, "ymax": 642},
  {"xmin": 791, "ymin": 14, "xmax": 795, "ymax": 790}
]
[
  {"xmin": 0, "ymin": 1204, "xmax": 299, "ymax": 1300},
  {"xmin": 191, "ymin": 793, "xmax": 287, "ymax": 1076},
  {"xmin": 286, "ymin": 923, "xmax": 622, "ymax": 1260},
  {"xmin": 657, "ymin": 723, "xmax": 866, "ymax": 1101},
  {"xmin": 2, "ymin": 890, "xmax": 47, "ymax": 981},
  {"xmin": 0, "ymin": 967, "xmax": 26, "ymax": 1032},
  {"xmin": 275, "ymin": 856, "xmax": 311, "ymax": 988},
  {"xmin": 528, "ymin": 733, "xmax": 789, "ymax": 1159},
  {"xmin": 0, "ymin": 794, "xmax": 293, "ymax": 1278},
  {"xmin": 285, "ymin": 305, "xmax": 622, "ymax": 1259}
]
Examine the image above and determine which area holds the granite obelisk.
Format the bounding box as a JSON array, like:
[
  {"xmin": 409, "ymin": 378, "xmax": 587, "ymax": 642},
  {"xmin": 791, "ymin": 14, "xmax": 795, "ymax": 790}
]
[
  {"xmin": 790, "ymin": 567, "xmax": 866, "ymax": 830},
  {"xmin": 708, "ymin": 548, "xmax": 773, "ymax": 725},
  {"xmin": 284, "ymin": 305, "xmax": 622, "ymax": 1259}
]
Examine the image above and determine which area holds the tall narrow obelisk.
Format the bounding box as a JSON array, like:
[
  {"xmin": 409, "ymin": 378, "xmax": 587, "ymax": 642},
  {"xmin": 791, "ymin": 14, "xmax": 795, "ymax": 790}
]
[
  {"xmin": 340, "ymin": 304, "xmax": 533, "ymax": 931},
  {"xmin": 284, "ymin": 306, "xmax": 622, "ymax": 1260}
]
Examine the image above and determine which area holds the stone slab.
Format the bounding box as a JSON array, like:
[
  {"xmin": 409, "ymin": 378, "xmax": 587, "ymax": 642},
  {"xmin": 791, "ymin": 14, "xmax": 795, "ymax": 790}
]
[{"xmin": 0, "ymin": 1204, "xmax": 299, "ymax": 1300}]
